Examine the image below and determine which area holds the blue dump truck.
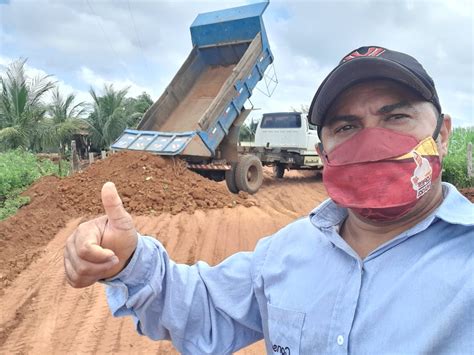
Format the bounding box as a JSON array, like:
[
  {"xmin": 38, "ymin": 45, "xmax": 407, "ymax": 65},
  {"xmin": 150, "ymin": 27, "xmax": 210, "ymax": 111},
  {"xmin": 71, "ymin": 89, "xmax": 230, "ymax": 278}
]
[{"xmin": 111, "ymin": 2, "xmax": 273, "ymax": 194}]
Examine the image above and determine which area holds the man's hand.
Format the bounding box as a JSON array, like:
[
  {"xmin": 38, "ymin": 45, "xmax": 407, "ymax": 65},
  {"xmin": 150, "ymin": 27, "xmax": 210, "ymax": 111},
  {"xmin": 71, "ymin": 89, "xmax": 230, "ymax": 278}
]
[{"xmin": 64, "ymin": 182, "xmax": 138, "ymax": 288}]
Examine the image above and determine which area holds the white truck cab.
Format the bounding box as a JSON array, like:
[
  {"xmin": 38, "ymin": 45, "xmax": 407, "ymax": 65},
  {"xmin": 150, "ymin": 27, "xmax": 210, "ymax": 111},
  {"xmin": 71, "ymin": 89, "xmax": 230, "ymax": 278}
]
[
  {"xmin": 255, "ymin": 112, "xmax": 320, "ymax": 153},
  {"xmin": 238, "ymin": 112, "xmax": 322, "ymax": 180}
]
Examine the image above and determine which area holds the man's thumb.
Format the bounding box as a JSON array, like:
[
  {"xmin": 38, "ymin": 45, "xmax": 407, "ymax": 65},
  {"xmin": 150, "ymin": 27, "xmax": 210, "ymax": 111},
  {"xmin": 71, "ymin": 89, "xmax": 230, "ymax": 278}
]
[{"xmin": 101, "ymin": 182, "xmax": 129, "ymax": 222}]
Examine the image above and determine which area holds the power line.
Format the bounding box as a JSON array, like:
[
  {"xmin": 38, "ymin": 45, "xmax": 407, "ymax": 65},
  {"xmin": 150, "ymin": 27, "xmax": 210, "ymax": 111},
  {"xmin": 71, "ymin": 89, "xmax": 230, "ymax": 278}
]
[
  {"xmin": 126, "ymin": 0, "xmax": 149, "ymax": 74},
  {"xmin": 85, "ymin": 0, "xmax": 133, "ymax": 80},
  {"xmin": 85, "ymin": 0, "xmax": 118, "ymax": 61}
]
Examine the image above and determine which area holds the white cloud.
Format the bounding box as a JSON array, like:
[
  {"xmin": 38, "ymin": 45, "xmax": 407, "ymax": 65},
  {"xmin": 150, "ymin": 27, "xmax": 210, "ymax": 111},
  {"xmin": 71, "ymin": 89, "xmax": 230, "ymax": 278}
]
[
  {"xmin": 78, "ymin": 66, "xmax": 157, "ymax": 98},
  {"xmin": 0, "ymin": 54, "xmax": 158, "ymax": 108},
  {"xmin": 0, "ymin": 54, "xmax": 91, "ymax": 106}
]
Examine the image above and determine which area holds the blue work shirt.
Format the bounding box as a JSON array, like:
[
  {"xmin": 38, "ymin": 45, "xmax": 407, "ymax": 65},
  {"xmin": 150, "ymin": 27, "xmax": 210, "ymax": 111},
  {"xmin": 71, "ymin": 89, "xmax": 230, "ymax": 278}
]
[{"xmin": 105, "ymin": 183, "xmax": 474, "ymax": 354}]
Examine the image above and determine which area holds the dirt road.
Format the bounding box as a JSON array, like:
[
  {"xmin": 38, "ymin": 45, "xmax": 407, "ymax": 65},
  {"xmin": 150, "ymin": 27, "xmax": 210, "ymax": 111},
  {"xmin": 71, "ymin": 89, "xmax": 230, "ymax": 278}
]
[{"xmin": 0, "ymin": 170, "xmax": 327, "ymax": 354}]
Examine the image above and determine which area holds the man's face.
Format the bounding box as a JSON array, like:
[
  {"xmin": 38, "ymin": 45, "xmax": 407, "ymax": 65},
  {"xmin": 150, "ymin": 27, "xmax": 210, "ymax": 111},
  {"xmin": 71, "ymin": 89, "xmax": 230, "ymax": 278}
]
[{"xmin": 320, "ymin": 80, "xmax": 450, "ymax": 157}]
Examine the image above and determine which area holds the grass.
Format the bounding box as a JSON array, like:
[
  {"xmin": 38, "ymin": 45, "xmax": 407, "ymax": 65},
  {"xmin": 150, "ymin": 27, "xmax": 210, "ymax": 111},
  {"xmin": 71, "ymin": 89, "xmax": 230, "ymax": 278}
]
[
  {"xmin": 0, "ymin": 195, "xmax": 30, "ymax": 220},
  {"xmin": 0, "ymin": 150, "xmax": 65, "ymax": 220},
  {"xmin": 443, "ymin": 127, "xmax": 474, "ymax": 188}
]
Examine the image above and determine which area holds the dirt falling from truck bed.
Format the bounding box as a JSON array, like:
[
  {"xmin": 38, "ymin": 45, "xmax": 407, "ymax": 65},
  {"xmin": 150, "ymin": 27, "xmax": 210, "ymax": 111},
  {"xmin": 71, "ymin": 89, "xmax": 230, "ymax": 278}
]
[{"xmin": 0, "ymin": 151, "xmax": 254, "ymax": 288}]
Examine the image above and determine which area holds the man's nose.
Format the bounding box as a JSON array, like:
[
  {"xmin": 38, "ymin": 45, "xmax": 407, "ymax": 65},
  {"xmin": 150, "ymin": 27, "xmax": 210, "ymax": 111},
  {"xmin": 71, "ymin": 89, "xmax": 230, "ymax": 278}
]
[{"xmin": 360, "ymin": 116, "xmax": 381, "ymax": 129}]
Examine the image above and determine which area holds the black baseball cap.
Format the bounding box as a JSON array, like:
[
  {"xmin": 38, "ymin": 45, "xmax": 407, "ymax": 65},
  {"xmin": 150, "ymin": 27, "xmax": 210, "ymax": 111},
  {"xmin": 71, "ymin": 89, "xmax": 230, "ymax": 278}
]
[{"xmin": 308, "ymin": 46, "xmax": 442, "ymax": 133}]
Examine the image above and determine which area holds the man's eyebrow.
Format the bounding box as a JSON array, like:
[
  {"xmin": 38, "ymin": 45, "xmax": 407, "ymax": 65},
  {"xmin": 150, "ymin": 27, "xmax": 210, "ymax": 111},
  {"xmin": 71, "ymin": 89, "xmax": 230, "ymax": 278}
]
[
  {"xmin": 325, "ymin": 101, "xmax": 414, "ymax": 126},
  {"xmin": 377, "ymin": 101, "xmax": 414, "ymax": 114},
  {"xmin": 325, "ymin": 115, "xmax": 359, "ymax": 126}
]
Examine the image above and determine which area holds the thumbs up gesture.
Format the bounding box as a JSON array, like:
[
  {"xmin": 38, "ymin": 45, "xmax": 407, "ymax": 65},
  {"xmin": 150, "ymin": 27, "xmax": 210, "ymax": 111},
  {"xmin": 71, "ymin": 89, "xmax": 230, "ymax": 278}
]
[{"xmin": 64, "ymin": 182, "xmax": 138, "ymax": 288}]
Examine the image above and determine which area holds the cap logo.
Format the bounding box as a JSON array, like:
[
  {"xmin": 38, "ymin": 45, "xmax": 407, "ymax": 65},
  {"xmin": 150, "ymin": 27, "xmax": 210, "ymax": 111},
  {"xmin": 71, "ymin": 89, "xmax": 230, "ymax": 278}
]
[{"xmin": 343, "ymin": 47, "xmax": 386, "ymax": 62}]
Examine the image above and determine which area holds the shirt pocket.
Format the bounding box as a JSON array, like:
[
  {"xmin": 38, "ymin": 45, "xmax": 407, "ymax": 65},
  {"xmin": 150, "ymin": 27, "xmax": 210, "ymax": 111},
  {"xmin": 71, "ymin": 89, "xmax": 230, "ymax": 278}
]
[{"xmin": 267, "ymin": 302, "xmax": 305, "ymax": 355}]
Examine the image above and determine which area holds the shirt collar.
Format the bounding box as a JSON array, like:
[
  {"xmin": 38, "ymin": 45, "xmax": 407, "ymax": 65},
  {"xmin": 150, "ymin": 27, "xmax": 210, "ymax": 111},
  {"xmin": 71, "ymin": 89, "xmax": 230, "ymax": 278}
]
[
  {"xmin": 434, "ymin": 182, "xmax": 474, "ymax": 226},
  {"xmin": 309, "ymin": 182, "xmax": 473, "ymax": 229},
  {"xmin": 309, "ymin": 198, "xmax": 347, "ymax": 229}
]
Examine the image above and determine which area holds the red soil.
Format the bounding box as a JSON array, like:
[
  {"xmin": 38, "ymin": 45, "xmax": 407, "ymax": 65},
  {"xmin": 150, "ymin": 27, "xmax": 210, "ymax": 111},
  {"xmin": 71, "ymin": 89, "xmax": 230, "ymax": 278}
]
[{"xmin": 0, "ymin": 151, "xmax": 254, "ymax": 288}]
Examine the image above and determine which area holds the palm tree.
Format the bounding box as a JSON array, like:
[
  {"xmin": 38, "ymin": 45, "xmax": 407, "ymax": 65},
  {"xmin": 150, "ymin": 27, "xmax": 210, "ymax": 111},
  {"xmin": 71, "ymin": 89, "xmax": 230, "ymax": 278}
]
[
  {"xmin": 37, "ymin": 89, "xmax": 87, "ymax": 172},
  {"xmin": 41, "ymin": 88, "xmax": 87, "ymax": 149},
  {"xmin": 239, "ymin": 119, "xmax": 259, "ymax": 142},
  {"xmin": 85, "ymin": 84, "xmax": 130, "ymax": 151},
  {"xmin": 123, "ymin": 92, "xmax": 153, "ymax": 128},
  {"xmin": 0, "ymin": 58, "xmax": 56, "ymax": 150},
  {"xmin": 48, "ymin": 88, "xmax": 87, "ymax": 124}
]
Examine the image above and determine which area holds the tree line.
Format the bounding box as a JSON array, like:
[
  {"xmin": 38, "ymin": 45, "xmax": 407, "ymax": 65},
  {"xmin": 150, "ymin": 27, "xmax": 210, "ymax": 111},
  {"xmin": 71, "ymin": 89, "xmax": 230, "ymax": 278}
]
[{"xmin": 0, "ymin": 58, "xmax": 153, "ymax": 155}]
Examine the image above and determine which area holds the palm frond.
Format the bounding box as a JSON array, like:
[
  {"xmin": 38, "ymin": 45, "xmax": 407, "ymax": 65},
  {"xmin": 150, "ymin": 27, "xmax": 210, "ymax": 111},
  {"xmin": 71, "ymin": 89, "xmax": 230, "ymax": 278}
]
[
  {"xmin": 0, "ymin": 58, "xmax": 56, "ymax": 149},
  {"xmin": 28, "ymin": 74, "xmax": 56, "ymax": 106},
  {"xmin": 0, "ymin": 126, "xmax": 28, "ymax": 149}
]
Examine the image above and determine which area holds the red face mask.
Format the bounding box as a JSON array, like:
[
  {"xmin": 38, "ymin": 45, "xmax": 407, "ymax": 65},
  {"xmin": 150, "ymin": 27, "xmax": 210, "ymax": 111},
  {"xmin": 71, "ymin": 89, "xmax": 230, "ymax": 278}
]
[{"xmin": 320, "ymin": 128, "xmax": 441, "ymax": 221}]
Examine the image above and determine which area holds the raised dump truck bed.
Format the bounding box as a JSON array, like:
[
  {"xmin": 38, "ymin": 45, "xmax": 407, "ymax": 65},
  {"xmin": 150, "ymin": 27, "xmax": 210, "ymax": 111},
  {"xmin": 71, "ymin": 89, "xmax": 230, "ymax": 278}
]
[
  {"xmin": 112, "ymin": 2, "xmax": 273, "ymax": 159},
  {"xmin": 154, "ymin": 65, "xmax": 236, "ymax": 132}
]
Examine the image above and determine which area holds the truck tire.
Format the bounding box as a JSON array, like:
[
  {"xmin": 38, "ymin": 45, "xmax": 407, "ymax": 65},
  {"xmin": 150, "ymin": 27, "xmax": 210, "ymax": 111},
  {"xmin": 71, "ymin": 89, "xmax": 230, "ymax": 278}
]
[
  {"xmin": 235, "ymin": 155, "xmax": 263, "ymax": 194},
  {"xmin": 225, "ymin": 164, "xmax": 239, "ymax": 194},
  {"xmin": 273, "ymin": 163, "xmax": 285, "ymax": 179}
]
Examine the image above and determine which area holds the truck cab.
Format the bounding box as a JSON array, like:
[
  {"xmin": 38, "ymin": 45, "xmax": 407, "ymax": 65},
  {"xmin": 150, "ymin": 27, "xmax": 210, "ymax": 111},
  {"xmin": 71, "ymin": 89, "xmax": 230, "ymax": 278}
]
[
  {"xmin": 239, "ymin": 111, "xmax": 322, "ymax": 180},
  {"xmin": 255, "ymin": 112, "xmax": 320, "ymax": 153}
]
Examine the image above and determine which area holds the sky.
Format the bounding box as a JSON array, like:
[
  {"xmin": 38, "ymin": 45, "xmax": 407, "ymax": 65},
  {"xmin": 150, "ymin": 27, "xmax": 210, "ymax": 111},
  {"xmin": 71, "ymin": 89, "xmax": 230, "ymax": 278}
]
[{"xmin": 0, "ymin": 0, "xmax": 473, "ymax": 127}]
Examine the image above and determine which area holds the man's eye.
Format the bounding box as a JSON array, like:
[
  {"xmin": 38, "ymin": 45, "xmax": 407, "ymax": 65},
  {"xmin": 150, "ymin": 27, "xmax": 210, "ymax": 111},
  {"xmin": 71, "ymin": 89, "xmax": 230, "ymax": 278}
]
[
  {"xmin": 387, "ymin": 114, "xmax": 408, "ymax": 121},
  {"xmin": 335, "ymin": 124, "xmax": 354, "ymax": 133}
]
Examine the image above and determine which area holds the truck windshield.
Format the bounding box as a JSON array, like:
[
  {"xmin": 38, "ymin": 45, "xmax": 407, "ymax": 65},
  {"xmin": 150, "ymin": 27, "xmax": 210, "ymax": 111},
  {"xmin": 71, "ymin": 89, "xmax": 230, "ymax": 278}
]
[{"xmin": 260, "ymin": 114, "xmax": 301, "ymax": 129}]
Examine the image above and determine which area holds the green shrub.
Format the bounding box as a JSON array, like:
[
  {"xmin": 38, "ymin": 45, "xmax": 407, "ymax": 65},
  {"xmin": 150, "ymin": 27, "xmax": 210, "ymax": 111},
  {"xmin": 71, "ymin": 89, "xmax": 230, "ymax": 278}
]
[
  {"xmin": 0, "ymin": 195, "xmax": 30, "ymax": 220},
  {"xmin": 442, "ymin": 127, "xmax": 474, "ymax": 188},
  {"xmin": 0, "ymin": 150, "xmax": 59, "ymax": 196},
  {"xmin": 0, "ymin": 149, "xmax": 61, "ymax": 220}
]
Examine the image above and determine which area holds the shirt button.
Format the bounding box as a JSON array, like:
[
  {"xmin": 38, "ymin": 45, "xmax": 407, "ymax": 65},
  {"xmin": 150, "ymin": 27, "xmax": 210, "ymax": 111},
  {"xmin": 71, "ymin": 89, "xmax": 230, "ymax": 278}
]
[{"xmin": 337, "ymin": 335, "xmax": 344, "ymax": 346}]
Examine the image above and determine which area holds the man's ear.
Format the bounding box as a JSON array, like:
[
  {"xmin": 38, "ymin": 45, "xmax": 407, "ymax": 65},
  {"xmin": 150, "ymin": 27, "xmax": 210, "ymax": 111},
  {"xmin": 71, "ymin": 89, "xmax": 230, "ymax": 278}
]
[
  {"xmin": 438, "ymin": 114, "xmax": 452, "ymax": 159},
  {"xmin": 316, "ymin": 143, "xmax": 322, "ymax": 156},
  {"xmin": 316, "ymin": 142, "xmax": 326, "ymax": 167}
]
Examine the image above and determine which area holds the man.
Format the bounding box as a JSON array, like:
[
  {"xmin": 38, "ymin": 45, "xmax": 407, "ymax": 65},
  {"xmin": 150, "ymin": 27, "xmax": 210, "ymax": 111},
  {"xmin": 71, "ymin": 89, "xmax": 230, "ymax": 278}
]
[{"xmin": 64, "ymin": 46, "xmax": 474, "ymax": 354}]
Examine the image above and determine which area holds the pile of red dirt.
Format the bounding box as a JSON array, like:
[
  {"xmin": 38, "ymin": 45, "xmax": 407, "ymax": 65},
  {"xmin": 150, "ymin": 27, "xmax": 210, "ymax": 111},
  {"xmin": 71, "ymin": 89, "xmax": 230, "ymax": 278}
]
[
  {"xmin": 55, "ymin": 151, "xmax": 256, "ymax": 215},
  {"xmin": 460, "ymin": 188, "xmax": 474, "ymax": 202},
  {"xmin": 0, "ymin": 151, "xmax": 255, "ymax": 288}
]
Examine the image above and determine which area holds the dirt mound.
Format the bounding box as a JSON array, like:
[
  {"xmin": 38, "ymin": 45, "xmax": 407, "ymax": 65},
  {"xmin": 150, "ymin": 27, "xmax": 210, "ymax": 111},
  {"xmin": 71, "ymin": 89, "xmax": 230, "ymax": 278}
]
[
  {"xmin": 460, "ymin": 187, "xmax": 474, "ymax": 202},
  {"xmin": 0, "ymin": 151, "xmax": 254, "ymax": 289},
  {"xmin": 56, "ymin": 151, "xmax": 254, "ymax": 215}
]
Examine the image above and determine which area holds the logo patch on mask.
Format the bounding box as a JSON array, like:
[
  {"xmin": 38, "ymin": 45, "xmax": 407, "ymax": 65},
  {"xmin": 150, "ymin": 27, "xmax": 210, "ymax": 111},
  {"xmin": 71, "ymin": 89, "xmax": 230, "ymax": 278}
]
[{"xmin": 410, "ymin": 151, "xmax": 433, "ymax": 198}]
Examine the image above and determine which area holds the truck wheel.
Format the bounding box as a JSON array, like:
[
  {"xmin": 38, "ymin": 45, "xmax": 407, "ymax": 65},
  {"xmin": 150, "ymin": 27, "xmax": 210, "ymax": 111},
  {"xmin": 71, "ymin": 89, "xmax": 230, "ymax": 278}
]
[
  {"xmin": 225, "ymin": 164, "xmax": 239, "ymax": 194},
  {"xmin": 273, "ymin": 163, "xmax": 285, "ymax": 179},
  {"xmin": 235, "ymin": 155, "xmax": 263, "ymax": 194}
]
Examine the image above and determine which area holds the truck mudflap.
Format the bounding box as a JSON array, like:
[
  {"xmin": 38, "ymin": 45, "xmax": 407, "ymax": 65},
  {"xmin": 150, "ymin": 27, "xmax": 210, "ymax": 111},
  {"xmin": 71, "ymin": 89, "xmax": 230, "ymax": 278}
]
[{"xmin": 111, "ymin": 129, "xmax": 200, "ymax": 155}]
